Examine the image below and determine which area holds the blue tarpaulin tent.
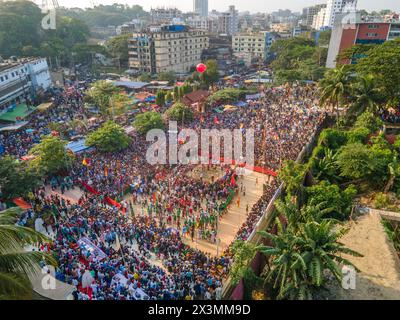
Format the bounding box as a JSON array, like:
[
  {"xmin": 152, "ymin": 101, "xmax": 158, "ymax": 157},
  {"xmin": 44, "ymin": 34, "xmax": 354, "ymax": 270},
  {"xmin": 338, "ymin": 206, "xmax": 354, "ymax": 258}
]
[
  {"xmin": 66, "ymin": 139, "xmax": 93, "ymax": 154},
  {"xmin": 235, "ymin": 101, "xmax": 248, "ymax": 107}
]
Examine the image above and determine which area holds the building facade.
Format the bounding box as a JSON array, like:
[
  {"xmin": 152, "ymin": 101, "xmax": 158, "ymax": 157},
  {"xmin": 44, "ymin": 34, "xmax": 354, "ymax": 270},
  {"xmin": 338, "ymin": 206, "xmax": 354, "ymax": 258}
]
[
  {"xmin": 129, "ymin": 25, "xmax": 209, "ymax": 74},
  {"xmin": 326, "ymin": 12, "xmax": 400, "ymax": 68},
  {"xmin": 233, "ymin": 32, "xmax": 267, "ymax": 66},
  {"xmin": 150, "ymin": 8, "xmax": 183, "ymax": 24},
  {"xmin": 0, "ymin": 58, "xmax": 51, "ymax": 112},
  {"xmin": 323, "ymin": 0, "xmax": 357, "ymax": 28},
  {"xmin": 303, "ymin": 4, "xmax": 327, "ymax": 27},
  {"xmin": 218, "ymin": 6, "xmax": 239, "ymax": 35},
  {"xmin": 194, "ymin": 0, "xmax": 208, "ymax": 17}
]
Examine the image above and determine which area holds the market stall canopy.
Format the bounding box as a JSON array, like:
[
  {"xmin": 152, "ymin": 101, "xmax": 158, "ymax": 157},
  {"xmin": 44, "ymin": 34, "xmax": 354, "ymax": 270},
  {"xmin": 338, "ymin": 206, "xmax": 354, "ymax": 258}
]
[
  {"xmin": 112, "ymin": 81, "xmax": 149, "ymax": 90},
  {"xmin": 224, "ymin": 105, "xmax": 238, "ymax": 112},
  {"xmin": 235, "ymin": 101, "xmax": 248, "ymax": 107},
  {"xmin": 66, "ymin": 139, "xmax": 93, "ymax": 154},
  {"xmin": 37, "ymin": 102, "xmax": 53, "ymax": 112}
]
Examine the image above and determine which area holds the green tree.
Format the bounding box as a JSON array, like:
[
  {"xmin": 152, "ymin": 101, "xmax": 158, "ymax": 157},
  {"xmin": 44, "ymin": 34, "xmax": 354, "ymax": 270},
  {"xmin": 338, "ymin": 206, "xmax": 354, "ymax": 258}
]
[
  {"xmin": 257, "ymin": 219, "xmax": 361, "ymax": 300},
  {"xmin": 278, "ymin": 160, "xmax": 307, "ymax": 198},
  {"xmin": 229, "ymin": 241, "xmax": 257, "ymax": 285},
  {"xmin": 0, "ymin": 1, "xmax": 43, "ymax": 57},
  {"xmin": 349, "ymin": 75, "xmax": 383, "ymax": 116},
  {"xmin": 0, "ymin": 207, "xmax": 56, "ymax": 299},
  {"xmin": 0, "ymin": 157, "xmax": 41, "ymax": 200},
  {"xmin": 157, "ymin": 71, "xmax": 177, "ymax": 84},
  {"xmin": 336, "ymin": 143, "xmax": 376, "ymax": 180},
  {"xmin": 307, "ymin": 181, "xmax": 357, "ymax": 221},
  {"xmin": 138, "ymin": 73, "xmax": 152, "ymax": 83},
  {"xmin": 356, "ymin": 39, "xmax": 400, "ymax": 106},
  {"xmin": 86, "ymin": 121, "xmax": 131, "ymax": 153},
  {"xmin": 133, "ymin": 111, "xmax": 165, "ymax": 135},
  {"xmin": 319, "ymin": 66, "xmax": 352, "ymax": 123},
  {"xmin": 200, "ymin": 60, "xmax": 220, "ymax": 87},
  {"xmin": 86, "ymin": 81, "xmax": 121, "ymax": 115},
  {"xmin": 29, "ymin": 136, "xmax": 73, "ymax": 175},
  {"xmin": 165, "ymin": 103, "xmax": 194, "ymax": 123},
  {"xmin": 354, "ymin": 112, "xmax": 383, "ymax": 134},
  {"xmin": 105, "ymin": 33, "xmax": 130, "ymax": 68},
  {"xmin": 155, "ymin": 90, "xmax": 166, "ymax": 107}
]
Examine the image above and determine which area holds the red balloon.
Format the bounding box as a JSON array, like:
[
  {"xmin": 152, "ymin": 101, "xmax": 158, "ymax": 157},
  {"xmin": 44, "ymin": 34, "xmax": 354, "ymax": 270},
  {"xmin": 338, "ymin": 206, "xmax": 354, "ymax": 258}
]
[{"xmin": 196, "ymin": 63, "xmax": 207, "ymax": 74}]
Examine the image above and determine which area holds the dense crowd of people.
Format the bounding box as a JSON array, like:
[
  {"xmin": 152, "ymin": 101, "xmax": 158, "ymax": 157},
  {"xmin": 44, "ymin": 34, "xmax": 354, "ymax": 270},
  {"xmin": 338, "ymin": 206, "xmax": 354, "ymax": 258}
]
[{"xmin": 1, "ymin": 76, "xmax": 326, "ymax": 300}]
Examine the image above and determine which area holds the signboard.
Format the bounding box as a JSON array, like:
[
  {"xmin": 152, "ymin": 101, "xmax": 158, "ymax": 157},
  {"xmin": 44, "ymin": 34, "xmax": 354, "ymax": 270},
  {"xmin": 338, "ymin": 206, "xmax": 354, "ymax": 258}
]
[{"xmin": 77, "ymin": 237, "xmax": 107, "ymax": 262}]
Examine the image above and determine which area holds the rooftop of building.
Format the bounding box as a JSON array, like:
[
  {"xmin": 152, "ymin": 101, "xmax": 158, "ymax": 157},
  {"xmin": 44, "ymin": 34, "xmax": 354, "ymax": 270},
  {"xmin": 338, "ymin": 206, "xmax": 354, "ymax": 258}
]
[{"xmin": 0, "ymin": 57, "xmax": 45, "ymax": 73}]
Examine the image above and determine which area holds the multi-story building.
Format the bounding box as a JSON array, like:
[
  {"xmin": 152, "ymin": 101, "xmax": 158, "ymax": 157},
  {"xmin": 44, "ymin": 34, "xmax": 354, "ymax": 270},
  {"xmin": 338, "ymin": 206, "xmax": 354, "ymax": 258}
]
[
  {"xmin": 323, "ymin": 0, "xmax": 357, "ymax": 28},
  {"xmin": 0, "ymin": 58, "xmax": 51, "ymax": 112},
  {"xmin": 186, "ymin": 16, "xmax": 218, "ymax": 33},
  {"xmin": 128, "ymin": 25, "xmax": 209, "ymax": 75},
  {"xmin": 326, "ymin": 12, "xmax": 400, "ymax": 68},
  {"xmin": 302, "ymin": 4, "xmax": 327, "ymax": 27},
  {"xmin": 313, "ymin": 7, "xmax": 328, "ymax": 30},
  {"xmin": 218, "ymin": 6, "xmax": 239, "ymax": 35},
  {"xmin": 233, "ymin": 32, "xmax": 268, "ymax": 66},
  {"xmin": 194, "ymin": 0, "xmax": 208, "ymax": 17},
  {"xmin": 202, "ymin": 35, "xmax": 233, "ymax": 75},
  {"xmin": 150, "ymin": 8, "xmax": 183, "ymax": 24}
]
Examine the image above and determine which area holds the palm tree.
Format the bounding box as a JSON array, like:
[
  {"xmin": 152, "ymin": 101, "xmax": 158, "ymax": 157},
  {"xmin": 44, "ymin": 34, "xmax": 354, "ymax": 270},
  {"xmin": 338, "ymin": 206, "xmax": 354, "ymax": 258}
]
[
  {"xmin": 0, "ymin": 208, "xmax": 56, "ymax": 300},
  {"xmin": 256, "ymin": 219, "xmax": 362, "ymax": 300},
  {"xmin": 257, "ymin": 221, "xmax": 307, "ymax": 300},
  {"xmin": 352, "ymin": 75, "xmax": 383, "ymax": 115},
  {"xmin": 319, "ymin": 66, "xmax": 352, "ymax": 124},
  {"xmin": 313, "ymin": 148, "xmax": 340, "ymax": 182},
  {"xmin": 295, "ymin": 220, "xmax": 362, "ymax": 287}
]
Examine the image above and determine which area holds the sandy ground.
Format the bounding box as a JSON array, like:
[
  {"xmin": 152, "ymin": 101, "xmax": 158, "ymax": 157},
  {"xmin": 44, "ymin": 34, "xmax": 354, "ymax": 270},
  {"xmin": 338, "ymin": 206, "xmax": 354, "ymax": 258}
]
[
  {"xmin": 183, "ymin": 168, "xmax": 267, "ymax": 256},
  {"xmin": 327, "ymin": 211, "xmax": 400, "ymax": 300},
  {"xmin": 45, "ymin": 185, "xmax": 83, "ymax": 204},
  {"xmin": 124, "ymin": 166, "xmax": 268, "ymax": 257}
]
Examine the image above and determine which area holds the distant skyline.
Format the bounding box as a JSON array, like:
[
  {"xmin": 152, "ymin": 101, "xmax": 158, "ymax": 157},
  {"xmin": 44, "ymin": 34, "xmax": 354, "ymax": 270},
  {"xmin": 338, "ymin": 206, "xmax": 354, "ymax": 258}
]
[{"xmin": 52, "ymin": 0, "xmax": 400, "ymax": 13}]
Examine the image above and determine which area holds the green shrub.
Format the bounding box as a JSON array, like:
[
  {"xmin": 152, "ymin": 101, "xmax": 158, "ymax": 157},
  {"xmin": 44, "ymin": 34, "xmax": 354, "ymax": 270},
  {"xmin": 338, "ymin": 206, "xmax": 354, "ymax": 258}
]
[{"xmin": 318, "ymin": 129, "xmax": 348, "ymax": 150}]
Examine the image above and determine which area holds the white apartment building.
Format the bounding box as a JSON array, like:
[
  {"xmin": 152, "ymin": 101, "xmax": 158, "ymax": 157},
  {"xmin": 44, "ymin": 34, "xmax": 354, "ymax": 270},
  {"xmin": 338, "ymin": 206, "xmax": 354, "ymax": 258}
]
[
  {"xmin": 150, "ymin": 8, "xmax": 183, "ymax": 24},
  {"xmin": 303, "ymin": 4, "xmax": 327, "ymax": 27},
  {"xmin": 233, "ymin": 32, "xmax": 267, "ymax": 66},
  {"xmin": 129, "ymin": 25, "xmax": 209, "ymax": 74},
  {"xmin": 0, "ymin": 58, "xmax": 51, "ymax": 111},
  {"xmin": 186, "ymin": 16, "xmax": 218, "ymax": 33},
  {"xmin": 313, "ymin": 7, "xmax": 327, "ymax": 30},
  {"xmin": 323, "ymin": 0, "xmax": 357, "ymax": 28}
]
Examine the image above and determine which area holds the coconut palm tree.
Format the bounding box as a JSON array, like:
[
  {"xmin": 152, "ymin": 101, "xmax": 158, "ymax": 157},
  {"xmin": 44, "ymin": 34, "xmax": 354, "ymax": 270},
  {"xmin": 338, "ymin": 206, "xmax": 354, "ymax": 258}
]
[
  {"xmin": 349, "ymin": 75, "xmax": 382, "ymax": 116},
  {"xmin": 0, "ymin": 208, "xmax": 56, "ymax": 300},
  {"xmin": 319, "ymin": 66, "xmax": 352, "ymax": 124}
]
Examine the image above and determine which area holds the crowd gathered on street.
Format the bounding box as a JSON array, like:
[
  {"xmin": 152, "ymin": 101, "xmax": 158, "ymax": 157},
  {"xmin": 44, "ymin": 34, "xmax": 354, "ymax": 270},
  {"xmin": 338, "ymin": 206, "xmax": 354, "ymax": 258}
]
[{"xmin": 1, "ymin": 76, "xmax": 326, "ymax": 300}]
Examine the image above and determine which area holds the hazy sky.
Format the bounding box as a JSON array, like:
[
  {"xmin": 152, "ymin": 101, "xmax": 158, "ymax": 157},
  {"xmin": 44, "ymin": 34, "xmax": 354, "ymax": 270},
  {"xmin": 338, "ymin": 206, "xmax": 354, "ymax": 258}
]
[{"xmin": 54, "ymin": 0, "xmax": 400, "ymax": 13}]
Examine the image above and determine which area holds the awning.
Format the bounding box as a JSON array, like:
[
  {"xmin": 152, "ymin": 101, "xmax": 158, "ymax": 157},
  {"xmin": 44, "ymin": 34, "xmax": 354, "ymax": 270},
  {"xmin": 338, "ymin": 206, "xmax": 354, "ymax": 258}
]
[
  {"xmin": 37, "ymin": 102, "xmax": 53, "ymax": 112},
  {"xmin": 66, "ymin": 139, "xmax": 93, "ymax": 154}
]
